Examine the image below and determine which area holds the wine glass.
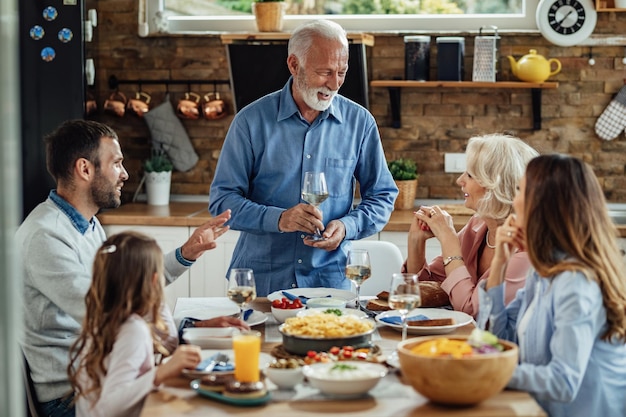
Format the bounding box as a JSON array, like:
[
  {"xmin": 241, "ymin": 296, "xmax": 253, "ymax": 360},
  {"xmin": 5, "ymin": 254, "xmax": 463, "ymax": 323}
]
[
  {"xmin": 345, "ymin": 248, "xmax": 371, "ymax": 310},
  {"xmin": 301, "ymin": 171, "xmax": 329, "ymax": 240},
  {"xmin": 227, "ymin": 268, "xmax": 257, "ymax": 320},
  {"xmin": 388, "ymin": 273, "xmax": 421, "ymax": 341}
]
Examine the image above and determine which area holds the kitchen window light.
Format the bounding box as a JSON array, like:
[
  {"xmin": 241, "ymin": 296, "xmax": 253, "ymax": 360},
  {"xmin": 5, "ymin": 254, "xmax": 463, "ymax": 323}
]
[{"xmin": 139, "ymin": 0, "xmax": 540, "ymax": 36}]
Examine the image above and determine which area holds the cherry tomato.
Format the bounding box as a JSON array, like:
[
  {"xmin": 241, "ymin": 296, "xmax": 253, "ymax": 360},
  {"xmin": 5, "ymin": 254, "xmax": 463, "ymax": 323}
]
[
  {"xmin": 329, "ymin": 346, "xmax": 340, "ymax": 355},
  {"xmin": 271, "ymin": 299, "xmax": 282, "ymax": 308},
  {"xmin": 342, "ymin": 346, "xmax": 354, "ymax": 352},
  {"xmin": 307, "ymin": 351, "xmax": 317, "ymax": 358},
  {"xmin": 291, "ymin": 298, "xmax": 303, "ymax": 309}
]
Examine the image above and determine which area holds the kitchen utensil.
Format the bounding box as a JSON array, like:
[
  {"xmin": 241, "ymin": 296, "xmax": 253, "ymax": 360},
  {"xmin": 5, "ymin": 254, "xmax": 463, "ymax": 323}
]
[
  {"xmin": 472, "ymin": 26, "xmax": 500, "ymax": 82},
  {"xmin": 177, "ymin": 91, "xmax": 201, "ymax": 119},
  {"xmin": 196, "ymin": 352, "xmax": 231, "ymax": 372},
  {"xmin": 127, "ymin": 91, "xmax": 151, "ymax": 117},
  {"xmin": 203, "ymin": 92, "xmax": 227, "ymax": 120},
  {"xmin": 103, "ymin": 91, "xmax": 127, "ymax": 117},
  {"xmin": 507, "ymin": 49, "xmax": 561, "ymax": 83}
]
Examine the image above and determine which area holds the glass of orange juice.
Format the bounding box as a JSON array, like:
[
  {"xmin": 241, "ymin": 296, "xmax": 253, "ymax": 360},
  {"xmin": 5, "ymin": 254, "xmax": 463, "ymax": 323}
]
[{"xmin": 232, "ymin": 330, "xmax": 262, "ymax": 382}]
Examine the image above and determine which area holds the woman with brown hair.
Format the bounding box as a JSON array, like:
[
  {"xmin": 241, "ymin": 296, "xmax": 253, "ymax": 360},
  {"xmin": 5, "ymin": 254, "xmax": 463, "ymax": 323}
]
[
  {"xmin": 481, "ymin": 154, "xmax": 626, "ymax": 417},
  {"xmin": 68, "ymin": 232, "xmax": 202, "ymax": 417}
]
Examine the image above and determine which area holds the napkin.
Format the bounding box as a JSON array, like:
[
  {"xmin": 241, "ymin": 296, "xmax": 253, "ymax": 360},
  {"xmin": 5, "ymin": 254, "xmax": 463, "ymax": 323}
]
[
  {"xmin": 379, "ymin": 314, "xmax": 430, "ymax": 325},
  {"xmin": 195, "ymin": 353, "xmax": 234, "ymax": 372},
  {"xmin": 281, "ymin": 291, "xmax": 332, "ymax": 304}
]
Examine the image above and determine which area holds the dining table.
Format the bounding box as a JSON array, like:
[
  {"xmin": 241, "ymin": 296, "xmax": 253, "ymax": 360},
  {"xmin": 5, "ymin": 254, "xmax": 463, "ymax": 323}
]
[{"xmin": 140, "ymin": 297, "xmax": 547, "ymax": 417}]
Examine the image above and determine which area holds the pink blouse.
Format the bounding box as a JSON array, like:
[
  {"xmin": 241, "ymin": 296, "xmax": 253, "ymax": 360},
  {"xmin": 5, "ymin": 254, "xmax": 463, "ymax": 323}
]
[{"xmin": 415, "ymin": 215, "xmax": 530, "ymax": 318}]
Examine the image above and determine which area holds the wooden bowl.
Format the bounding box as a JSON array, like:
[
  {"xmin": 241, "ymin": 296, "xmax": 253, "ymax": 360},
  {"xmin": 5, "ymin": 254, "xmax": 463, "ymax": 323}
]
[{"xmin": 397, "ymin": 335, "xmax": 518, "ymax": 405}]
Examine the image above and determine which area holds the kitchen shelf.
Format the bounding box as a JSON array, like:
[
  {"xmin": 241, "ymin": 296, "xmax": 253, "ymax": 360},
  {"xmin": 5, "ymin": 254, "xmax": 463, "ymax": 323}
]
[
  {"xmin": 370, "ymin": 80, "xmax": 559, "ymax": 130},
  {"xmin": 595, "ymin": 0, "xmax": 626, "ymax": 11}
]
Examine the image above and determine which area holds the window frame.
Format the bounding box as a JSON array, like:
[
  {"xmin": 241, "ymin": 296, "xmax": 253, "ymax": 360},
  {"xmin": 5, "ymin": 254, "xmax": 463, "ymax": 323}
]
[{"xmin": 139, "ymin": 0, "xmax": 541, "ymax": 36}]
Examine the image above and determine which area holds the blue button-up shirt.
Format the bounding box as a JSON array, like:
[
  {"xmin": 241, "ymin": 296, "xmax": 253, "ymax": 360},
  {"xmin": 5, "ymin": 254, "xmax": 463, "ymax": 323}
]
[{"xmin": 209, "ymin": 78, "xmax": 398, "ymax": 296}]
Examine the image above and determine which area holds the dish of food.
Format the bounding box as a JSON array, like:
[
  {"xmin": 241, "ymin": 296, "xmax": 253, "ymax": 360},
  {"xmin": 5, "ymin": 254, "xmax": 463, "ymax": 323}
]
[
  {"xmin": 267, "ymin": 288, "xmax": 356, "ymax": 304},
  {"xmin": 182, "ymin": 327, "xmax": 241, "ymax": 349},
  {"xmin": 375, "ymin": 308, "xmax": 473, "ymax": 335},
  {"xmin": 297, "ymin": 307, "xmax": 368, "ymax": 319},
  {"xmin": 190, "ymin": 379, "xmax": 271, "ymax": 406},
  {"xmin": 303, "ymin": 361, "xmax": 388, "ymax": 398}
]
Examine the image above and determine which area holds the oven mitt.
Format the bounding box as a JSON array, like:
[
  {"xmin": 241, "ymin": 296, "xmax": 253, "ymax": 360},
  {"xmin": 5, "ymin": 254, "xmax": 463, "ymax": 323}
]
[
  {"xmin": 144, "ymin": 94, "xmax": 199, "ymax": 172},
  {"xmin": 595, "ymin": 86, "xmax": 626, "ymax": 141}
]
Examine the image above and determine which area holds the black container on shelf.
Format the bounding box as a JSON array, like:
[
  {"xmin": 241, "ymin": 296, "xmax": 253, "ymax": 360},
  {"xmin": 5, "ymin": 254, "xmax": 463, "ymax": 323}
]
[
  {"xmin": 404, "ymin": 35, "xmax": 431, "ymax": 81},
  {"xmin": 436, "ymin": 37, "xmax": 465, "ymax": 81}
]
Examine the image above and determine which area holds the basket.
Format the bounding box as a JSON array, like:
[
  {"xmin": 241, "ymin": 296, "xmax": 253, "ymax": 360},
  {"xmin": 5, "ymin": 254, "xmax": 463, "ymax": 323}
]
[
  {"xmin": 394, "ymin": 179, "xmax": 418, "ymax": 210},
  {"xmin": 252, "ymin": 2, "xmax": 285, "ymax": 32}
]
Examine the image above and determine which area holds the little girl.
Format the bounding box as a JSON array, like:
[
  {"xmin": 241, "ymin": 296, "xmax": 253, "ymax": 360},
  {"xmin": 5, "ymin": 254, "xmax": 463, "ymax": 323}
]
[{"xmin": 68, "ymin": 231, "xmax": 202, "ymax": 417}]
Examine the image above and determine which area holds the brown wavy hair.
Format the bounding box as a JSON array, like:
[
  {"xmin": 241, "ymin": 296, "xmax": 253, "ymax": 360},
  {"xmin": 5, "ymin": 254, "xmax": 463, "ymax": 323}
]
[
  {"xmin": 68, "ymin": 231, "xmax": 168, "ymax": 404},
  {"xmin": 523, "ymin": 154, "xmax": 626, "ymax": 343}
]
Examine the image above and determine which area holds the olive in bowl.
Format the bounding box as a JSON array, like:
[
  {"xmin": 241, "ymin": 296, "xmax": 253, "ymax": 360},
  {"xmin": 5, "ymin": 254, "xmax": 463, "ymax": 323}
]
[{"xmin": 264, "ymin": 358, "xmax": 305, "ymax": 390}]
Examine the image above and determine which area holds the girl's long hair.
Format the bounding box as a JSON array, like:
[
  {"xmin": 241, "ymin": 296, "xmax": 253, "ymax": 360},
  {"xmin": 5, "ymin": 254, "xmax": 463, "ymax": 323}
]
[
  {"xmin": 68, "ymin": 231, "xmax": 168, "ymax": 403},
  {"xmin": 524, "ymin": 154, "xmax": 626, "ymax": 342}
]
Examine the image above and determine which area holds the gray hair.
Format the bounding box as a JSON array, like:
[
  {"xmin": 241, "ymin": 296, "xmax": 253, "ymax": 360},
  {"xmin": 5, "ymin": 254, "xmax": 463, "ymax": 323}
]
[
  {"xmin": 465, "ymin": 133, "xmax": 539, "ymax": 220},
  {"xmin": 288, "ymin": 19, "xmax": 348, "ymax": 67}
]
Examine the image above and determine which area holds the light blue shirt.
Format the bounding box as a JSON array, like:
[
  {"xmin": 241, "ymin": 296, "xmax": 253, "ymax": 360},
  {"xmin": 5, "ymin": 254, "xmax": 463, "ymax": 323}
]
[
  {"xmin": 209, "ymin": 78, "xmax": 398, "ymax": 296},
  {"xmin": 478, "ymin": 267, "xmax": 626, "ymax": 417}
]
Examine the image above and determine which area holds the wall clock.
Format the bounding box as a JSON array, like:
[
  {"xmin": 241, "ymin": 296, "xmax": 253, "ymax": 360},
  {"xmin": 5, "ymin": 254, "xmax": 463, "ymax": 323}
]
[{"xmin": 536, "ymin": 0, "xmax": 597, "ymax": 47}]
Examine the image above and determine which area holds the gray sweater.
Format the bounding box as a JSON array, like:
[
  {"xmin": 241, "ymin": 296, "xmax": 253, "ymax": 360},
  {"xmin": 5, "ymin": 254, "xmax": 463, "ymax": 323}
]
[{"xmin": 16, "ymin": 192, "xmax": 188, "ymax": 402}]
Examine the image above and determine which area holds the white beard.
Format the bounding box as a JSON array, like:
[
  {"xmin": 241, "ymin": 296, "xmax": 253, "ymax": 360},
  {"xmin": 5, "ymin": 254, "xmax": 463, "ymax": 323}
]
[{"xmin": 296, "ymin": 73, "xmax": 337, "ymax": 112}]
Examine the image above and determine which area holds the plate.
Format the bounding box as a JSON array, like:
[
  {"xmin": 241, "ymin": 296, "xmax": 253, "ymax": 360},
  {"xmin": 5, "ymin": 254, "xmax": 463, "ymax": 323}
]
[
  {"xmin": 246, "ymin": 310, "xmax": 267, "ymax": 327},
  {"xmin": 190, "ymin": 379, "xmax": 271, "ymax": 406},
  {"xmin": 267, "ymin": 288, "xmax": 357, "ymax": 303},
  {"xmin": 297, "ymin": 307, "xmax": 368, "ymax": 319},
  {"xmin": 173, "ymin": 298, "xmax": 241, "ymax": 327},
  {"xmin": 182, "ymin": 327, "xmax": 240, "ymax": 349},
  {"xmin": 181, "ymin": 349, "xmax": 274, "ymax": 379},
  {"xmin": 375, "ymin": 308, "xmax": 473, "ymax": 335}
]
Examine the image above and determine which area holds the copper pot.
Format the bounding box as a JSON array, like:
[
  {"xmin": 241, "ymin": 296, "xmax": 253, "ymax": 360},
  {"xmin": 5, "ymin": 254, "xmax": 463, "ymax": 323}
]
[
  {"xmin": 177, "ymin": 92, "xmax": 201, "ymax": 120},
  {"xmin": 103, "ymin": 91, "xmax": 127, "ymax": 117},
  {"xmin": 85, "ymin": 92, "xmax": 97, "ymax": 116},
  {"xmin": 203, "ymin": 92, "xmax": 227, "ymax": 120},
  {"xmin": 127, "ymin": 91, "xmax": 151, "ymax": 117}
]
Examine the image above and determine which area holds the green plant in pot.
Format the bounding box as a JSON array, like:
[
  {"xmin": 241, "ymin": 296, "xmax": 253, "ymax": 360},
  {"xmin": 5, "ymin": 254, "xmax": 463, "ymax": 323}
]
[
  {"xmin": 388, "ymin": 158, "xmax": 419, "ymax": 210},
  {"xmin": 252, "ymin": 0, "xmax": 286, "ymax": 32},
  {"xmin": 144, "ymin": 148, "xmax": 173, "ymax": 206}
]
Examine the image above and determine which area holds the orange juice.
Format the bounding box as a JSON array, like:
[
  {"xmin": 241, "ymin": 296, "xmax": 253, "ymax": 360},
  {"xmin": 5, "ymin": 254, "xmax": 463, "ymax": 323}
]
[{"xmin": 232, "ymin": 331, "xmax": 261, "ymax": 382}]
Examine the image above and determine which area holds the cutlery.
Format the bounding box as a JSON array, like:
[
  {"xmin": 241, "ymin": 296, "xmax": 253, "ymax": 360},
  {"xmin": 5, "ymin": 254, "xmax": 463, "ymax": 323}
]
[
  {"xmin": 281, "ymin": 291, "xmax": 332, "ymax": 304},
  {"xmin": 197, "ymin": 352, "xmax": 231, "ymax": 372}
]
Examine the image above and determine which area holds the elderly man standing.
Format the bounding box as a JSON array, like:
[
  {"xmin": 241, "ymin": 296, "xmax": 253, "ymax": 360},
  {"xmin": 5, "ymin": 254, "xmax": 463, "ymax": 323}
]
[{"xmin": 210, "ymin": 19, "xmax": 397, "ymax": 296}]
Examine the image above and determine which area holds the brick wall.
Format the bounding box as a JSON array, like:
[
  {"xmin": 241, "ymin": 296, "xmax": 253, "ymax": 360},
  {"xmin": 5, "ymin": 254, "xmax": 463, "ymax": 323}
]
[{"xmin": 87, "ymin": 0, "xmax": 626, "ymax": 202}]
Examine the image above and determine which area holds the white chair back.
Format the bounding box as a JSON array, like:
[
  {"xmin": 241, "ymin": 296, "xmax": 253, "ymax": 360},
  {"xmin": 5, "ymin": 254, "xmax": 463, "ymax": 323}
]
[{"xmin": 349, "ymin": 240, "xmax": 405, "ymax": 297}]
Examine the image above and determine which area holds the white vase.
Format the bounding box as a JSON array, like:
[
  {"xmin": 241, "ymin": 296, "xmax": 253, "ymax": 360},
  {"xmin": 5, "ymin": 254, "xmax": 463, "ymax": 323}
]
[{"xmin": 145, "ymin": 171, "xmax": 171, "ymax": 206}]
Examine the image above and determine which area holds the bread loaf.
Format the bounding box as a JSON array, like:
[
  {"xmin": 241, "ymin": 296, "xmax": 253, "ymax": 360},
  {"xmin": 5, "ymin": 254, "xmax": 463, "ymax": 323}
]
[{"xmin": 419, "ymin": 281, "xmax": 450, "ymax": 308}]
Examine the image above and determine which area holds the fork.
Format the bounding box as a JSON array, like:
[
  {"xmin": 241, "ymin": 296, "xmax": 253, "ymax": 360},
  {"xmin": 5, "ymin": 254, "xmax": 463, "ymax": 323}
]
[{"xmin": 198, "ymin": 353, "xmax": 230, "ymax": 372}]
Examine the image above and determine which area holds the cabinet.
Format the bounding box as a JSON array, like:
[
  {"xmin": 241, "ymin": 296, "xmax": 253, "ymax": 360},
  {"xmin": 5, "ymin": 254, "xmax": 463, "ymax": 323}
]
[{"xmin": 370, "ymin": 80, "xmax": 559, "ymax": 130}]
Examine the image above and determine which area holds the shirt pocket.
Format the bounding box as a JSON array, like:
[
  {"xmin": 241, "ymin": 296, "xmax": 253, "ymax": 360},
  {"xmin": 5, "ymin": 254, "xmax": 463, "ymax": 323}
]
[{"xmin": 324, "ymin": 158, "xmax": 355, "ymax": 197}]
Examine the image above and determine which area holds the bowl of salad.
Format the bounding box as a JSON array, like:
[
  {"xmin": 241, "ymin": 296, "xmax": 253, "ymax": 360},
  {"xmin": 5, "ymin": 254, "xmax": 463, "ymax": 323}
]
[{"xmin": 397, "ymin": 329, "xmax": 518, "ymax": 405}]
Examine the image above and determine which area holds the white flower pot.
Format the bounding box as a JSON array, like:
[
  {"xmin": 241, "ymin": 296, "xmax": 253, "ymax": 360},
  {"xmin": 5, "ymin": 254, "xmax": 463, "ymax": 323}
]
[
  {"xmin": 616, "ymin": 0, "xmax": 626, "ymax": 8},
  {"xmin": 145, "ymin": 171, "xmax": 171, "ymax": 206}
]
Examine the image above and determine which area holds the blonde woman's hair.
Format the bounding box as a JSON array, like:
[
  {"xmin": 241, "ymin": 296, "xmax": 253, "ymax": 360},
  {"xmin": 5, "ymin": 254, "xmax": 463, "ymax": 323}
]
[
  {"xmin": 524, "ymin": 154, "xmax": 626, "ymax": 343},
  {"xmin": 68, "ymin": 231, "xmax": 167, "ymax": 405},
  {"xmin": 466, "ymin": 133, "xmax": 539, "ymax": 220}
]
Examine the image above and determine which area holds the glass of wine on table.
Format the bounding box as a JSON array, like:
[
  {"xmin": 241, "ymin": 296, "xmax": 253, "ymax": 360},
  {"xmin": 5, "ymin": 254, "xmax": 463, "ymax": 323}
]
[
  {"xmin": 227, "ymin": 268, "xmax": 256, "ymax": 320},
  {"xmin": 301, "ymin": 171, "xmax": 329, "ymax": 241},
  {"xmin": 389, "ymin": 273, "xmax": 421, "ymax": 341},
  {"xmin": 345, "ymin": 248, "xmax": 371, "ymax": 310}
]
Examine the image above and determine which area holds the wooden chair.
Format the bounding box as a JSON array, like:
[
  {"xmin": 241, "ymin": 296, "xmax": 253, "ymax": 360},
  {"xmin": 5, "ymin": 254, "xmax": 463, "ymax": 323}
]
[{"xmin": 350, "ymin": 240, "xmax": 404, "ymax": 297}]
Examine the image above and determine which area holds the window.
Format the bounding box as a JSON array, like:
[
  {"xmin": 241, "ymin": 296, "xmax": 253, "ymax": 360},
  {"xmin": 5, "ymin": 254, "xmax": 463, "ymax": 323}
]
[{"xmin": 139, "ymin": 0, "xmax": 540, "ymax": 36}]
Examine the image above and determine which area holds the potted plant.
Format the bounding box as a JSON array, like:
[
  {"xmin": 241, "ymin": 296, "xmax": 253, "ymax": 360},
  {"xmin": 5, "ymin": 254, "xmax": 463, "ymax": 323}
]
[
  {"xmin": 144, "ymin": 148, "xmax": 173, "ymax": 206},
  {"xmin": 252, "ymin": 0, "xmax": 286, "ymax": 32},
  {"xmin": 388, "ymin": 158, "xmax": 419, "ymax": 210}
]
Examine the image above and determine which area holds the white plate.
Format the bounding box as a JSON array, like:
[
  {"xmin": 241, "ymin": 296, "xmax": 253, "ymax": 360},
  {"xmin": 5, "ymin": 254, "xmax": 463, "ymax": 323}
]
[
  {"xmin": 173, "ymin": 298, "xmax": 241, "ymax": 327},
  {"xmin": 181, "ymin": 349, "xmax": 274, "ymax": 379},
  {"xmin": 297, "ymin": 307, "xmax": 368, "ymax": 319},
  {"xmin": 267, "ymin": 288, "xmax": 357, "ymax": 303},
  {"xmin": 245, "ymin": 310, "xmax": 268, "ymax": 327},
  {"xmin": 375, "ymin": 308, "xmax": 473, "ymax": 335},
  {"xmin": 182, "ymin": 327, "xmax": 240, "ymax": 349}
]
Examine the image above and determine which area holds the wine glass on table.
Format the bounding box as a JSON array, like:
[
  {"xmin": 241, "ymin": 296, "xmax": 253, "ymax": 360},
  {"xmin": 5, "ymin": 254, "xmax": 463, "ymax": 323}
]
[
  {"xmin": 389, "ymin": 273, "xmax": 421, "ymax": 341},
  {"xmin": 227, "ymin": 268, "xmax": 257, "ymax": 320},
  {"xmin": 301, "ymin": 171, "xmax": 329, "ymax": 241},
  {"xmin": 345, "ymin": 248, "xmax": 371, "ymax": 310}
]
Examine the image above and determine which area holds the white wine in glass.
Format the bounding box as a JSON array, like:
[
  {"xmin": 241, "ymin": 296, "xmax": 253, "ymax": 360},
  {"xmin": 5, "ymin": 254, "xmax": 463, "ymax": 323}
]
[
  {"xmin": 345, "ymin": 248, "xmax": 371, "ymax": 310},
  {"xmin": 389, "ymin": 273, "xmax": 421, "ymax": 341},
  {"xmin": 227, "ymin": 268, "xmax": 257, "ymax": 320},
  {"xmin": 301, "ymin": 171, "xmax": 329, "ymax": 240}
]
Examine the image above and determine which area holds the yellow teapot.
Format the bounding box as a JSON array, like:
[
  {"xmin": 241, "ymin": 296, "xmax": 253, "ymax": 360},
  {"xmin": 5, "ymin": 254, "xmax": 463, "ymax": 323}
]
[{"xmin": 507, "ymin": 49, "xmax": 561, "ymax": 83}]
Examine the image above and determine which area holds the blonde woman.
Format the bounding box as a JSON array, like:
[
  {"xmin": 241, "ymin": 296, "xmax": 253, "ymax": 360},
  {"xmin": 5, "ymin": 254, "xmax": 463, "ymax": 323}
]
[
  {"xmin": 405, "ymin": 134, "xmax": 538, "ymax": 317},
  {"xmin": 68, "ymin": 232, "xmax": 202, "ymax": 417},
  {"xmin": 481, "ymin": 154, "xmax": 626, "ymax": 417}
]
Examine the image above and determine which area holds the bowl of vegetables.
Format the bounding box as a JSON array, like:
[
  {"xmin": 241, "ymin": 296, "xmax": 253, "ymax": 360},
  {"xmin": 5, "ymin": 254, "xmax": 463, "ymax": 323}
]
[
  {"xmin": 303, "ymin": 361, "xmax": 388, "ymax": 398},
  {"xmin": 271, "ymin": 297, "xmax": 306, "ymax": 323},
  {"xmin": 397, "ymin": 329, "xmax": 518, "ymax": 405}
]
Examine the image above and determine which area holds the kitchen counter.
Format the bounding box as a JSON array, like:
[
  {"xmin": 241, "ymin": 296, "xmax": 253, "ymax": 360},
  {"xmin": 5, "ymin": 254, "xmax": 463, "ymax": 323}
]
[{"xmin": 97, "ymin": 202, "xmax": 626, "ymax": 237}]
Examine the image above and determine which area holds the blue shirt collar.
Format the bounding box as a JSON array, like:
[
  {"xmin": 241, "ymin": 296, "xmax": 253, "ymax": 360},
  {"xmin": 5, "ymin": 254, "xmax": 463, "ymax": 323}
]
[
  {"xmin": 49, "ymin": 190, "xmax": 94, "ymax": 235},
  {"xmin": 277, "ymin": 77, "xmax": 343, "ymax": 124}
]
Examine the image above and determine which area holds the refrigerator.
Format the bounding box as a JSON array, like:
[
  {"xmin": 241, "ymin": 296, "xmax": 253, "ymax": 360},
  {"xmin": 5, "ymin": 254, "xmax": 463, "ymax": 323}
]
[{"xmin": 19, "ymin": 0, "xmax": 90, "ymax": 219}]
